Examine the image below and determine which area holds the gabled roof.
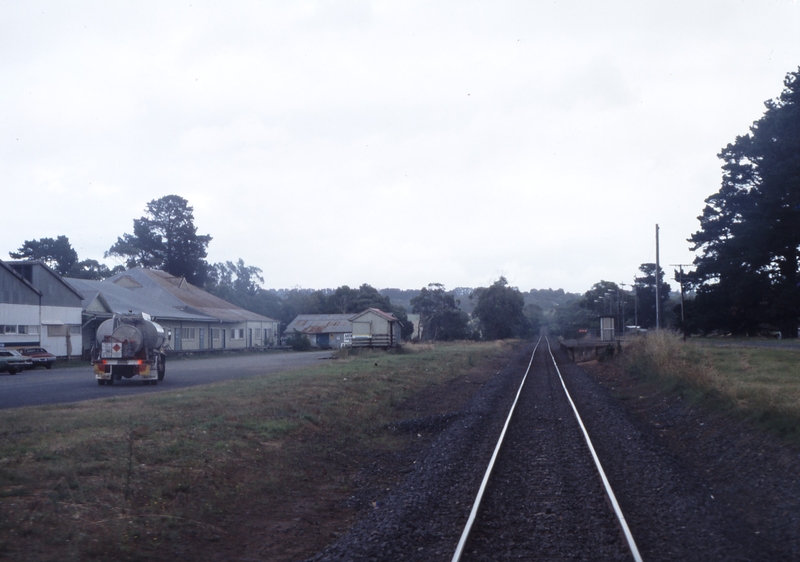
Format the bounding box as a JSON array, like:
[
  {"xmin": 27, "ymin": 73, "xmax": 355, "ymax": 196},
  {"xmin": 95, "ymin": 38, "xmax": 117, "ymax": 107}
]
[
  {"xmin": 284, "ymin": 314, "xmax": 354, "ymax": 334},
  {"xmin": 351, "ymin": 308, "xmax": 400, "ymax": 323},
  {"xmin": 0, "ymin": 260, "xmax": 42, "ymax": 298},
  {"xmin": 6, "ymin": 260, "xmax": 83, "ymax": 301},
  {"xmin": 65, "ymin": 277, "xmax": 213, "ymax": 323},
  {"xmin": 106, "ymin": 267, "xmax": 278, "ymax": 323}
]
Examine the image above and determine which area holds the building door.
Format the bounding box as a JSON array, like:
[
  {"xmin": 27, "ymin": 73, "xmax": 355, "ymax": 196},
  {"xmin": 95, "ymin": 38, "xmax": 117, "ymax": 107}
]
[
  {"xmin": 199, "ymin": 328, "xmax": 205, "ymax": 350},
  {"xmin": 174, "ymin": 328, "xmax": 182, "ymax": 351}
]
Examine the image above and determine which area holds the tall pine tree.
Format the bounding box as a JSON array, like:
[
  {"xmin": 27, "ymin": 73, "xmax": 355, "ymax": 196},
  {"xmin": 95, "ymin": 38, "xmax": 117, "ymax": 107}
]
[
  {"xmin": 690, "ymin": 68, "xmax": 800, "ymax": 337},
  {"xmin": 107, "ymin": 195, "xmax": 212, "ymax": 286}
]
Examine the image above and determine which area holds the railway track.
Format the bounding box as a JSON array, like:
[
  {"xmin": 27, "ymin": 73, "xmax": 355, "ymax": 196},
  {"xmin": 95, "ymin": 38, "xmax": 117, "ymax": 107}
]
[
  {"xmin": 453, "ymin": 337, "xmax": 641, "ymax": 561},
  {"xmin": 309, "ymin": 339, "xmax": 787, "ymax": 561}
]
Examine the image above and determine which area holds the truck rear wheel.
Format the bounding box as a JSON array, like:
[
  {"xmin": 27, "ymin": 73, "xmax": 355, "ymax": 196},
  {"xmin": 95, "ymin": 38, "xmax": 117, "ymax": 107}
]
[
  {"xmin": 157, "ymin": 354, "xmax": 166, "ymax": 381},
  {"xmin": 106, "ymin": 375, "xmax": 114, "ymax": 386},
  {"xmin": 97, "ymin": 379, "xmax": 105, "ymax": 386}
]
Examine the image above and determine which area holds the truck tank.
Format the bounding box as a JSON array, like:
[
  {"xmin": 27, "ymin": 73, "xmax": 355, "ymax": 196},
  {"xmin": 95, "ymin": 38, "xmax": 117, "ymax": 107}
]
[{"xmin": 93, "ymin": 312, "xmax": 168, "ymax": 386}]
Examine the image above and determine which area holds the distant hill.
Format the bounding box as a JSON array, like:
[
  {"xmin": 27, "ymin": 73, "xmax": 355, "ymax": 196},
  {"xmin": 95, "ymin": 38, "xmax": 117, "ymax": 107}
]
[
  {"xmin": 380, "ymin": 287, "xmax": 580, "ymax": 315},
  {"xmin": 522, "ymin": 288, "xmax": 581, "ymax": 311},
  {"xmin": 378, "ymin": 288, "xmax": 418, "ymax": 311}
]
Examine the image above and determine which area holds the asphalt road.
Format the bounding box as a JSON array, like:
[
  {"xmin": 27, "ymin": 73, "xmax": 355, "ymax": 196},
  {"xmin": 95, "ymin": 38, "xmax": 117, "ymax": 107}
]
[{"xmin": 0, "ymin": 350, "xmax": 335, "ymax": 410}]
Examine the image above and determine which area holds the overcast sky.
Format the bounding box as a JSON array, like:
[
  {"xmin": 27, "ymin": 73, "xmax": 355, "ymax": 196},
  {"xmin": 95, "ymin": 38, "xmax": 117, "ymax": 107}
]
[{"xmin": 3, "ymin": 1, "xmax": 799, "ymax": 294}]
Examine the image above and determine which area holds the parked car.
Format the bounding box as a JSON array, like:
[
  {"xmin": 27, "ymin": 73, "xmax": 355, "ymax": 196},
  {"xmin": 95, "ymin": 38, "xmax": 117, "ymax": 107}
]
[
  {"xmin": 0, "ymin": 350, "xmax": 33, "ymax": 374},
  {"xmin": 18, "ymin": 347, "xmax": 57, "ymax": 369}
]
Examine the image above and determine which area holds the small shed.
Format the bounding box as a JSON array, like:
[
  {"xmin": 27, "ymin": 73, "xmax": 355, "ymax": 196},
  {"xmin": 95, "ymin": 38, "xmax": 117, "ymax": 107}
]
[
  {"xmin": 600, "ymin": 315, "xmax": 616, "ymax": 342},
  {"xmin": 350, "ymin": 308, "xmax": 402, "ymax": 348}
]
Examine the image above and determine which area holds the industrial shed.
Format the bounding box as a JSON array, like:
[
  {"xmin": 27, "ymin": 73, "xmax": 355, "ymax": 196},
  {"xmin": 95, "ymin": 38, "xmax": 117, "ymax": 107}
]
[
  {"xmin": 65, "ymin": 277, "xmax": 214, "ymax": 358},
  {"xmin": 0, "ymin": 260, "xmax": 42, "ymax": 350},
  {"xmin": 4, "ymin": 260, "xmax": 84, "ymax": 357},
  {"xmin": 283, "ymin": 314, "xmax": 354, "ymax": 349},
  {"xmin": 104, "ymin": 268, "xmax": 280, "ymax": 350}
]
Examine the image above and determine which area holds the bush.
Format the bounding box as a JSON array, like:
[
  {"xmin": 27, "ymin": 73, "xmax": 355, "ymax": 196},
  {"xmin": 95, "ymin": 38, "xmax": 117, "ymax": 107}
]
[
  {"xmin": 622, "ymin": 330, "xmax": 717, "ymax": 394},
  {"xmin": 287, "ymin": 332, "xmax": 312, "ymax": 351}
]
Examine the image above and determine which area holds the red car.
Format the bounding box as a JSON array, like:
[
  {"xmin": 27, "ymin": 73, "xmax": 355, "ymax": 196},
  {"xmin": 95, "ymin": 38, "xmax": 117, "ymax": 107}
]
[{"xmin": 19, "ymin": 347, "xmax": 57, "ymax": 369}]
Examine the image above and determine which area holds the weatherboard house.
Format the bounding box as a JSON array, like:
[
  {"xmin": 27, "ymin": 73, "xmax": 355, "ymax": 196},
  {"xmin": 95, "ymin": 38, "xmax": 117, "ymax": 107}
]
[{"xmin": 284, "ymin": 308, "xmax": 403, "ymax": 349}]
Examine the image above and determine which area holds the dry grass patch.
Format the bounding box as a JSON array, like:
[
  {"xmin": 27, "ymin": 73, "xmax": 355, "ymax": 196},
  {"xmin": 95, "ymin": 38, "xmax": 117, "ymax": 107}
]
[
  {"xmin": 622, "ymin": 331, "xmax": 800, "ymax": 440},
  {"xmin": 0, "ymin": 341, "xmax": 514, "ymax": 561}
]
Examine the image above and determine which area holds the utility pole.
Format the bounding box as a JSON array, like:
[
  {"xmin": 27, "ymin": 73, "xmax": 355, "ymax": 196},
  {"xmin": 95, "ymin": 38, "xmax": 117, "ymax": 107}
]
[
  {"xmin": 655, "ymin": 224, "xmax": 661, "ymax": 330},
  {"xmin": 670, "ymin": 264, "xmax": 692, "ymax": 341}
]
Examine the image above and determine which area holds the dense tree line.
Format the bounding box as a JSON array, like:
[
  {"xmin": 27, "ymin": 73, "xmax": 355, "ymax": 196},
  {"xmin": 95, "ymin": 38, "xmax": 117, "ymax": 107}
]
[
  {"xmin": 471, "ymin": 277, "xmax": 533, "ymax": 339},
  {"xmin": 10, "ymin": 235, "xmax": 124, "ymax": 279},
  {"xmin": 409, "ymin": 278, "xmax": 537, "ymax": 341},
  {"xmin": 410, "ymin": 283, "xmax": 472, "ymax": 341},
  {"xmin": 689, "ymin": 68, "xmax": 800, "ymax": 337},
  {"xmin": 205, "ymin": 268, "xmax": 416, "ymax": 340},
  {"xmin": 548, "ymin": 266, "xmax": 671, "ymax": 339}
]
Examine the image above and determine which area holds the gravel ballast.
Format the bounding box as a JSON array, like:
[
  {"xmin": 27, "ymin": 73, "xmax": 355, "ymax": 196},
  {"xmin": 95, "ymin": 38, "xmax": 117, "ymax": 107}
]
[{"xmin": 307, "ymin": 341, "xmax": 800, "ymax": 561}]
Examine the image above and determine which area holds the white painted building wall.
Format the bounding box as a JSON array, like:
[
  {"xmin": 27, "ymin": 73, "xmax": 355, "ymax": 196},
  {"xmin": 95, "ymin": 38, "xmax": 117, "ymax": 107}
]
[
  {"xmin": 0, "ymin": 303, "xmax": 40, "ymax": 347},
  {"xmin": 40, "ymin": 305, "xmax": 83, "ymax": 356}
]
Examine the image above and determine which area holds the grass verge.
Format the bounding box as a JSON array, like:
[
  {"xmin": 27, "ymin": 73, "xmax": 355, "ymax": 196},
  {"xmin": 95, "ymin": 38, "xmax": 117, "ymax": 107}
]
[
  {"xmin": 0, "ymin": 340, "xmax": 514, "ymax": 561},
  {"xmin": 621, "ymin": 331, "xmax": 800, "ymax": 441}
]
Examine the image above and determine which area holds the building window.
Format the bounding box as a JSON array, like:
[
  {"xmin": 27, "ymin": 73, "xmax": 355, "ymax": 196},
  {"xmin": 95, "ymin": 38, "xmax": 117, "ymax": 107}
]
[
  {"xmin": 69, "ymin": 325, "xmax": 80, "ymax": 334},
  {"xmin": 47, "ymin": 325, "xmax": 67, "ymax": 337},
  {"xmin": 182, "ymin": 328, "xmax": 196, "ymax": 341},
  {"xmin": 230, "ymin": 328, "xmax": 245, "ymax": 340},
  {"xmin": 211, "ymin": 328, "xmax": 220, "ymax": 340}
]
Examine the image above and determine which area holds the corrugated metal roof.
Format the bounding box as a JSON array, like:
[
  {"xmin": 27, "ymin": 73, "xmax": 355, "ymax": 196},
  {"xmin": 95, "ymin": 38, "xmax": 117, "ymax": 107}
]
[
  {"xmin": 105, "ymin": 268, "xmax": 278, "ymax": 324},
  {"xmin": 65, "ymin": 277, "xmax": 213, "ymax": 322},
  {"xmin": 284, "ymin": 314, "xmax": 354, "ymax": 334}
]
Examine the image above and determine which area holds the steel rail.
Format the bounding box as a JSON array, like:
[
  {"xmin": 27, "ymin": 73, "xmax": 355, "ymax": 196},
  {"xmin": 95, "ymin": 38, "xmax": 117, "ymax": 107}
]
[
  {"xmin": 451, "ymin": 337, "xmax": 541, "ymax": 562},
  {"xmin": 545, "ymin": 337, "xmax": 644, "ymax": 562}
]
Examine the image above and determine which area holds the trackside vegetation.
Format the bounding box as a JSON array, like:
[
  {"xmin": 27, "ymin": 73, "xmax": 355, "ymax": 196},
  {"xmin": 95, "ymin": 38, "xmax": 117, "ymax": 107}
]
[
  {"xmin": 0, "ymin": 341, "xmax": 514, "ymax": 562},
  {"xmin": 622, "ymin": 331, "xmax": 800, "ymax": 441}
]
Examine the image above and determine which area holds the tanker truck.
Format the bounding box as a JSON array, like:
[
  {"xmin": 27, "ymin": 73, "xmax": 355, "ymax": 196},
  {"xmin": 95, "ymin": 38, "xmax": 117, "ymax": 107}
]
[{"xmin": 92, "ymin": 312, "xmax": 168, "ymax": 386}]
